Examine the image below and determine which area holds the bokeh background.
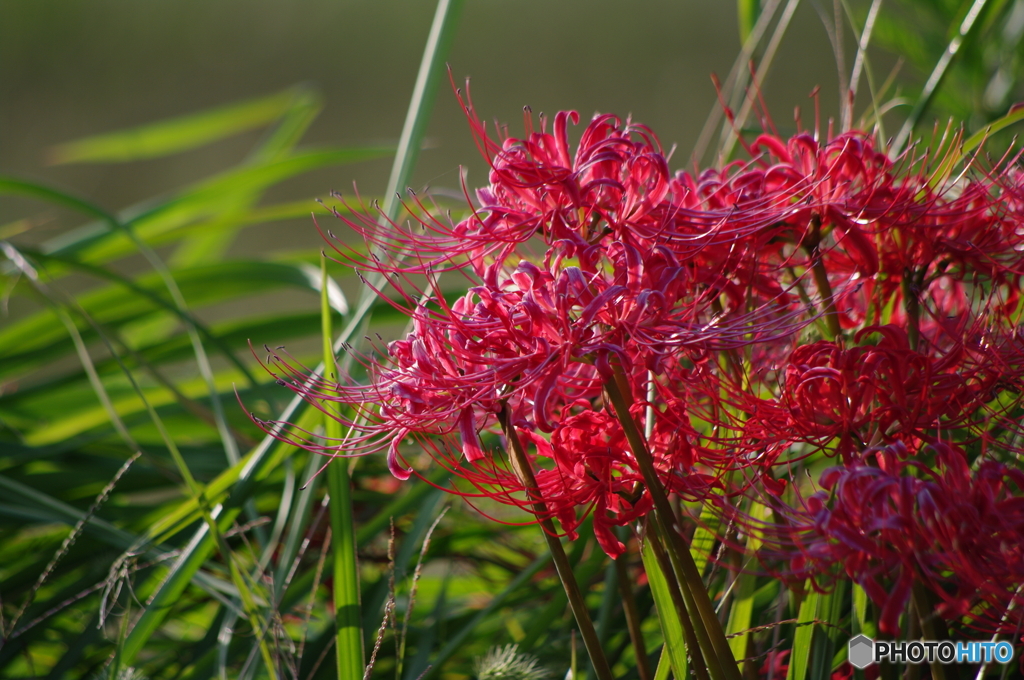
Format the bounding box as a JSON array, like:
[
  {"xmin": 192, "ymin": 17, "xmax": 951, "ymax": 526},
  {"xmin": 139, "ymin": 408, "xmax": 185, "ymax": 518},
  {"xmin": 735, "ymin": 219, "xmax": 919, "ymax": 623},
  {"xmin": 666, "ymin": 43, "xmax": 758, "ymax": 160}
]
[{"xmin": 2, "ymin": 0, "xmax": 851, "ymax": 248}]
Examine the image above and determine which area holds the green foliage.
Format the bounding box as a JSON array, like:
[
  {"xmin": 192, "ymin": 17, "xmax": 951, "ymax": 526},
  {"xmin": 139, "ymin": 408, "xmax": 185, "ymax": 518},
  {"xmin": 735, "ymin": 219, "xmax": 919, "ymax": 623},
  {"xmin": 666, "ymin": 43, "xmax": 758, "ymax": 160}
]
[{"xmin": 872, "ymin": 0, "xmax": 1021, "ymax": 129}]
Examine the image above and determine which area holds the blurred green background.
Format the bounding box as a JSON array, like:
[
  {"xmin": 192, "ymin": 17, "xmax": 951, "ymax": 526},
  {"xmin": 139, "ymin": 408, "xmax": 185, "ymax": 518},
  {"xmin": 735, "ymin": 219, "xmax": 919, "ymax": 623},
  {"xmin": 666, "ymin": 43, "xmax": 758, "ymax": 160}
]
[{"xmin": 1, "ymin": 0, "xmax": 849, "ymax": 248}]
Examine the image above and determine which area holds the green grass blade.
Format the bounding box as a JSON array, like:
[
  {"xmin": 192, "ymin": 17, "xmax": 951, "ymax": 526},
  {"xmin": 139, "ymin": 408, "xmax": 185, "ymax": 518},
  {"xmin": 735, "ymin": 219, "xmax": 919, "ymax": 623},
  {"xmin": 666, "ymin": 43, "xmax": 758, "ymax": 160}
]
[
  {"xmin": 892, "ymin": 0, "xmax": 996, "ymax": 155},
  {"xmin": 170, "ymin": 88, "xmax": 324, "ymax": 268},
  {"xmin": 653, "ymin": 646, "xmax": 671, "ymax": 680},
  {"xmin": 851, "ymin": 583, "xmax": 873, "ymax": 639},
  {"xmin": 725, "ymin": 572, "xmax": 757, "ymax": 665},
  {"xmin": 322, "ymin": 254, "xmax": 365, "ymax": 680},
  {"xmin": 718, "ymin": 0, "xmax": 802, "ymax": 161},
  {"xmin": 726, "ymin": 504, "xmax": 763, "ymax": 666},
  {"xmin": 248, "ymin": 87, "xmax": 324, "ymax": 164},
  {"xmin": 49, "ymin": 86, "xmax": 314, "ymax": 164},
  {"xmin": 810, "ymin": 581, "xmax": 846, "ymax": 678},
  {"xmin": 641, "ymin": 537, "xmax": 689, "ymax": 680},
  {"xmin": 19, "ymin": 147, "xmax": 389, "ymax": 265},
  {"xmin": 786, "ymin": 585, "xmax": 818, "ymax": 680},
  {"xmin": 737, "ymin": 0, "xmax": 761, "ymax": 44},
  {"xmin": 381, "ymin": 0, "xmax": 465, "ymax": 223},
  {"xmin": 123, "ymin": 273, "xmax": 392, "ymax": 666},
  {"xmin": 0, "ymin": 176, "xmax": 118, "ymax": 225},
  {"xmin": 0, "ymin": 179, "xmax": 241, "ymax": 470},
  {"xmin": 690, "ymin": 503, "xmax": 721, "ymax": 578},
  {"xmin": 58, "ymin": 285, "xmax": 279, "ymax": 678},
  {"xmin": 0, "ymin": 255, "xmax": 340, "ymax": 384},
  {"xmin": 121, "ymin": 508, "xmax": 237, "ymax": 665},
  {"xmin": 121, "ymin": 428, "xmax": 313, "ymax": 667},
  {"xmin": 0, "ymin": 474, "xmax": 138, "ymax": 550}
]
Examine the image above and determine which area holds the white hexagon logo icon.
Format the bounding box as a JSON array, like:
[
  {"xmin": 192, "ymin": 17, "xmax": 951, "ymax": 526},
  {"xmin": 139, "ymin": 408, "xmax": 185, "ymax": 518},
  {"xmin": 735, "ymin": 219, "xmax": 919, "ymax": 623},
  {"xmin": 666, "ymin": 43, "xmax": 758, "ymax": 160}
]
[{"xmin": 848, "ymin": 634, "xmax": 875, "ymax": 669}]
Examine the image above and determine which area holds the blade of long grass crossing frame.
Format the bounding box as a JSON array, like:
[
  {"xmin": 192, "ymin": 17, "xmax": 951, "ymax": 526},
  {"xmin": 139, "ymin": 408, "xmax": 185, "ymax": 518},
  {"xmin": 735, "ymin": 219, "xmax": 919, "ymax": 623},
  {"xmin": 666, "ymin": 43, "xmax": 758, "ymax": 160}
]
[
  {"xmin": 271, "ymin": 452, "xmax": 325, "ymax": 601},
  {"xmin": 344, "ymin": 0, "xmax": 465, "ymax": 337},
  {"xmin": 691, "ymin": 0, "xmax": 783, "ymax": 165},
  {"xmin": 690, "ymin": 503, "xmax": 721, "ymax": 578},
  {"xmin": 891, "ymin": 0, "xmax": 994, "ymax": 156},
  {"xmin": 0, "ymin": 177, "xmax": 242, "ymax": 472},
  {"xmin": 846, "ymin": 0, "xmax": 883, "ymax": 129},
  {"xmin": 652, "ymin": 647, "xmax": 671, "ymax": 680},
  {"xmin": 641, "ymin": 537, "xmax": 690, "ymax": 680},
  {"xmin": 65, "ymin": 282, "xmax": 280, "ymax": 679},
  {"xmin": 120, "ymin": 431, "xmax": 304, "ymax": 666},
  {"xmin": 170, "ymin": 89, "xmax": 324, "ymax": 268},
  {"xmin": 615, "ymin": 530, "xmax": 653, "ymax": 680},
  {"xmin": 248, "ymin": 86, "xmax": 323, "ymax": 163},
  {"xmin": 725, "ymin": 537, "xmax": 761, "ymax": 667},
  {"xmin": 808, "ymin": 581, "xmax": 846, "ymax": 679},
  {"xmin": 322, "ymin": 253, "xmax": 365, "ymax": 680},
  {"xmin": 343, "ymin": 0, "xmax": 463, "ymax": 402},
  {"xmin": 786, "ymin": 583, "xmax": 819, "ymax": 680},
  {"xmin": 382, "ymin": 0, "xmax": 464, "ymax": 223},
  {"xmin": 718, "ymin": 0, "xmax": 802, "ymax": 162},
  {"xmin": 738, "ymin": 0, "xmax": 762, "ymax": 44},
  {"xmin": 122, "ymin": 0, "xmax": 465, "ymax": 664},
  {"xmin": 274, "ymin": 473, "xmax": 444, "ymax": 624},
  {"xmin": 2, "ymin": 245, "xmax": 262, "ymax": 390},
  {"xmin": 48, "ymin": 87, "xmax": 308, "ymax": 164}
]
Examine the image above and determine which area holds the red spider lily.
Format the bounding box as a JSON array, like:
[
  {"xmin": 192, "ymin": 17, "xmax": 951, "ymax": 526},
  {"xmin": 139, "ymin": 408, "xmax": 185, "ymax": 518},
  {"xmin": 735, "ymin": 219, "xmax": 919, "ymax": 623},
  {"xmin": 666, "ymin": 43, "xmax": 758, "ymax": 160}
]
[
  {"xmin": 735, "ymin": 324, "xmax": 1008, "ymax": 466},
  {"xmin": 251, "ymin": 86, "xmax": 1024, "ymax": 595},
  {"xmin": 735, "ymin": 441, "xmax": 1024, "ymax": 636}
]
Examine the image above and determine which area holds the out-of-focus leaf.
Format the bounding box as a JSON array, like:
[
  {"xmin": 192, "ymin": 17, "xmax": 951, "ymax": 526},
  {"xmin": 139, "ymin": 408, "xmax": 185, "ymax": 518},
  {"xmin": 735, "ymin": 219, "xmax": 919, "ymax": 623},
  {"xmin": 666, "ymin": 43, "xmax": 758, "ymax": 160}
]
[
  {"xmin": 738, "ymin": 0, "xmax": 761, "ymax": 43},
  {"xmin": 0, "ymin": 259, "xmax": 350, "ymax": 380},
  {"xmin": 787, "ymin": 585, "xmax": 818, "ymax": 680},
  {"xmin": 726, "ymin": 556, "xmax": 760, "ymax": 663},
  {"xmin": 49, "ymin": 86, "xmax": 320, "ymax": 164},
  {"xmin": 34, "ymin": 146, "xmax": 390, "ymax": 264}
]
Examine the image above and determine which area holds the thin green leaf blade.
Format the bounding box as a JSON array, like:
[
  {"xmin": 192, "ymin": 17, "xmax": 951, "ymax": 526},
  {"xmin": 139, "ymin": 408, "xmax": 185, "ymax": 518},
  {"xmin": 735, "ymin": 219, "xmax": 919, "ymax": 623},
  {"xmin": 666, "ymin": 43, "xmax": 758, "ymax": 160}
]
[
  {"xmin": 787, "ymin": 584, "xmax": 819, "ymax": 680},
  {"xmin": 49, "ymin": 87, "xmax": 315, "ymax": 164},
  {"xmin": 642, "ymin": 537, "xmax": 689, "ymax": 680},
  {"xmin": 323, "ymin": 254, "xmax": 365, "ymax": 680}
]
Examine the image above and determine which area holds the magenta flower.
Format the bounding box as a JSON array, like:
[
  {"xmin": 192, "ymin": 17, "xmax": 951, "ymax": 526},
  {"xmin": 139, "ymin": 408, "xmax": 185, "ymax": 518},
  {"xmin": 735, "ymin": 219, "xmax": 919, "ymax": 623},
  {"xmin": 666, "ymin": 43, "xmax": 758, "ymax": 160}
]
[
  {"xmin": 735, "ymin": 441, "xmax": 1024, "ymax": 636},
  {"xmin": 252, "ymin": 91, "xmax": 1024, "ymax": 600}
]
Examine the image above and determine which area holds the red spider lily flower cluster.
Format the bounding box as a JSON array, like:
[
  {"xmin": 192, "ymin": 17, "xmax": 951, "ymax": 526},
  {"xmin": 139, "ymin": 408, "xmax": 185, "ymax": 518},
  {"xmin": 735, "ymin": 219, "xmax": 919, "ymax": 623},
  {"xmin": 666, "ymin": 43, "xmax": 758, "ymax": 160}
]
[
  {"xmin": 733, "ymin": 441, "xmax": 1024, "ymax": 638},
  {"xmin": 252, "ymin": 86, "xmax": 1024, "ymax": 636}
]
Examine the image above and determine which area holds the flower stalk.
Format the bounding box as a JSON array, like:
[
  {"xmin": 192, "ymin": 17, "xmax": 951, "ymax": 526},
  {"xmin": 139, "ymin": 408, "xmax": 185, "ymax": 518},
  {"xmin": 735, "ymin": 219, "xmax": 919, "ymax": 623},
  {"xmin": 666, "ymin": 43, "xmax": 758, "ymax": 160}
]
[
  {"xmin": 603, "ymin": 364, "xmax": 744, "ymax": 680},
  {"xmin": 803, "ymin": 215, "xmax": 842, "ymax": 341},
  {"xmin": 497, "ymin": 404, "xmax": 616, "ymax": 680}
]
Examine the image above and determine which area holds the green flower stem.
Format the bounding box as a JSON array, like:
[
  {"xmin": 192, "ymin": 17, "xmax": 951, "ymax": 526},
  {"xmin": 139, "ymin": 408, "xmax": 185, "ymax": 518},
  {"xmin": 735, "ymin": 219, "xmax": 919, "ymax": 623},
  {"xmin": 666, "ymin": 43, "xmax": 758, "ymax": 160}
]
[
  {"xmin": 322, "ymin": 255, "xmax": 365, "ymax": 680},
  {"xmin": 604, "ymin": 366, "xmax": 744, "ymax": 680},
  {"xmin": 901, "ymin": 269, "xmax": 923, "ymax": 352},
  {"xmin": 803, "ymin": 216, "xmax": 842, "ymax": 342},
  {"xmin": 912, "ymin": 583, "xmax": 956, "ymax": 680},
  {"xmin": 497, "ymin": 404, "xmax": 616, "ymax": 680}
]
